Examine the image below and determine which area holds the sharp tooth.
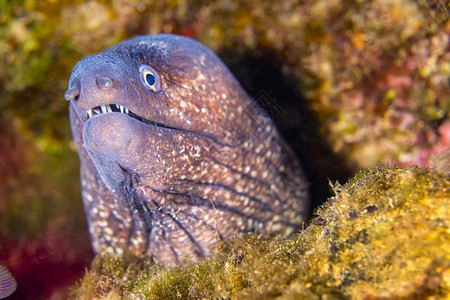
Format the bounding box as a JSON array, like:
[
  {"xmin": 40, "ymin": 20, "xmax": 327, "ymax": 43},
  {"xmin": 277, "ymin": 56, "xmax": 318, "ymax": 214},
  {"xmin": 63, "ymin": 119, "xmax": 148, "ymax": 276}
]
[
  {"xmin": 125, "ymin": 107, "xmax": 129, "ymax": 114},
  {"xmin": 120, "ymin": 105, "xmax": 124, "ymax": 113},
  {"xmin": 87, "ymin": 109, "xmax": 93, "ymax": 118},
  {"xmin": 101, "ymin": 105, "xmax": 107, "ymax": 113},
  {"xmin": 107, "ymin": 105, "xmax": 112, "ymax": 113}
]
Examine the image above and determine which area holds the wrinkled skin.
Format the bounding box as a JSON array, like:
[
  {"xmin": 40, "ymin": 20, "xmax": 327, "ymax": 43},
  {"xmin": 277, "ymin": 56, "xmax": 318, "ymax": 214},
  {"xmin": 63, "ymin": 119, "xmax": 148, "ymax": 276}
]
[{"xmin": 65, "ymin": 34, "xmax": 309, "ymax": 264}]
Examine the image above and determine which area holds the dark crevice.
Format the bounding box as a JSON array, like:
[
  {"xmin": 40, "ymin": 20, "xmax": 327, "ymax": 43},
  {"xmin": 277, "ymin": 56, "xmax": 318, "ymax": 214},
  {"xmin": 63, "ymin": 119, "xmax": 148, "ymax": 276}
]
[{"xmin": 219, "ymin": 48, "xmax": 355, "ymax": 215}]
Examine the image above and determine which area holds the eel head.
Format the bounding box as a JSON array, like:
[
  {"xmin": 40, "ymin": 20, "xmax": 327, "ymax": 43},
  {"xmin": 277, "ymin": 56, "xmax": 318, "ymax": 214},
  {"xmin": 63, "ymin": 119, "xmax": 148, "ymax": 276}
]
[{"xmin": 65, "ymin": 34, "xmax": 309, "ymax": 263}]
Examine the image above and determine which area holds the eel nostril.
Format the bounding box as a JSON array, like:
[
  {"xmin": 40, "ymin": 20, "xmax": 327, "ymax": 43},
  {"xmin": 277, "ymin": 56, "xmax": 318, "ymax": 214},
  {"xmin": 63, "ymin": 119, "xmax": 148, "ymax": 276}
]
[
  {"xmin": 64, "ymin": 85, "xmax": 80, "ymax": 101},
  {"xmin": 96, "ymin": 76, "xmax": 113, "ymax": 89}
]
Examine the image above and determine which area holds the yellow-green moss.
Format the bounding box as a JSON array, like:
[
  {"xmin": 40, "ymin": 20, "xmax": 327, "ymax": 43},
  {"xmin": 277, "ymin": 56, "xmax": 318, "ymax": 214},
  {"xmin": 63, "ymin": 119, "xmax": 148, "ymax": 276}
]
[{"xmin": 70, "ymin": 166, "xmax": 449, "ymax": 299}]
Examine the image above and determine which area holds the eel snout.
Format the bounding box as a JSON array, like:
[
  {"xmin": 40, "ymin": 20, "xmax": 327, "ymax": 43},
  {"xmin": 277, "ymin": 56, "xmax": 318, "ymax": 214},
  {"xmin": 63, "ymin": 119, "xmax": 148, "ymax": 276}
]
[
  {"xmin": 64, "ymin": 73, "xmax": 119, "ymax": 122},
  {"xmin": 64, "ymin": 60, "xmax": 174, "ymax": 130},
  {"xmin": 64, "ymin": 56, "xmax": 134, "ymax": 123}
]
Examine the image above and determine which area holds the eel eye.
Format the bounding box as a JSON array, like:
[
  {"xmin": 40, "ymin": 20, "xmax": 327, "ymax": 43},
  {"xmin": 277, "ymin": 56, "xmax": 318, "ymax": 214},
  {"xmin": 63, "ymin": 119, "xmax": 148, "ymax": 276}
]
[{"xmin": 139, "ymin": 65, "xmax": 160, "ymax": 92}]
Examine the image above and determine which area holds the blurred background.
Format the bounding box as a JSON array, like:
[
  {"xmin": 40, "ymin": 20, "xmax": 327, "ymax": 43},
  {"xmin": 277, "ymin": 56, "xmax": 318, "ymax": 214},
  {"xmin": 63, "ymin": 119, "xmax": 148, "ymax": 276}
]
[{"xmin": 0, "ymin": 0, "xmax": 448, "ymax": 298}]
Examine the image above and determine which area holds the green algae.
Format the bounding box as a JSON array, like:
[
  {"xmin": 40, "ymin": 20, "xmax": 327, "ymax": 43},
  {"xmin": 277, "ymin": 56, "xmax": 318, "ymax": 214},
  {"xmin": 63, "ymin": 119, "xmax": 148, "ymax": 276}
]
[{"xmin": 70, "ymin": 166, "xmax": 450, "ymax": 299}]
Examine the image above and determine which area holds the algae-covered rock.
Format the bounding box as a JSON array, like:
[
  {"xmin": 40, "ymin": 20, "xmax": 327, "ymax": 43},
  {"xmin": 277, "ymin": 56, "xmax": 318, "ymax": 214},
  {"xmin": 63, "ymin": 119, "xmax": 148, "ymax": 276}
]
[{"xmin": 70, "ymin": 166, "xmax": 449, "ymax": 299}]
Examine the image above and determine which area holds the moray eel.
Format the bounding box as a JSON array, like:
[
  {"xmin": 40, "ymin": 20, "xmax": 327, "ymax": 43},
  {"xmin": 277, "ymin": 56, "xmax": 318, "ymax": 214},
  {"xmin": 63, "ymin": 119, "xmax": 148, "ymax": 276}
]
[{"xmin": 65, "ymin": 34, "xmax": 309, "ymax": 264}]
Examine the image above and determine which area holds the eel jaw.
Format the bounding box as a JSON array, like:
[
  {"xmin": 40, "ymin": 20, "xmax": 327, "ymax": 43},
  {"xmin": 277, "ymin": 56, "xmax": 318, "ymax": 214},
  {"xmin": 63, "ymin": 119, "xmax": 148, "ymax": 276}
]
[
  {"xmin": 86, "ymin": 104, "xmax": 129, "ymax": 119},
  {"xmin": 85, "ymin": 104, "xmax": 177, "ymax": 130}
]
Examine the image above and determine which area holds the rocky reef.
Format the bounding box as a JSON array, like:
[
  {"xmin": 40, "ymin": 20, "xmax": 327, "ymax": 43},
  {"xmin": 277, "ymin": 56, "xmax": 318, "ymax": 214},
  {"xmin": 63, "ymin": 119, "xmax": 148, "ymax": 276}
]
[{"xmin": 0, "ymin": 0, "xmax": 448, "ymax": 298}]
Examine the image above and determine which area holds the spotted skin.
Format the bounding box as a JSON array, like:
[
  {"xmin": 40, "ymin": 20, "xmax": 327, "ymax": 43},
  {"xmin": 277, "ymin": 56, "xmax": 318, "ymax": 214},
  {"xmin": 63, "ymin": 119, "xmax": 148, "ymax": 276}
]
[{"xmin": 65, "ymin": 34, "xmax": 309, "ymax": 264}]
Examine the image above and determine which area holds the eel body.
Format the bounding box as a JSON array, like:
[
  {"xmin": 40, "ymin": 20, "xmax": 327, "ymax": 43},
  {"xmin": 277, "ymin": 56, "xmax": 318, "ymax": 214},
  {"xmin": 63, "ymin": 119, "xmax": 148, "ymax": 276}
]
[{"xmin": 65, "ymin": 34, "xmax": 309, "ymax": 263}]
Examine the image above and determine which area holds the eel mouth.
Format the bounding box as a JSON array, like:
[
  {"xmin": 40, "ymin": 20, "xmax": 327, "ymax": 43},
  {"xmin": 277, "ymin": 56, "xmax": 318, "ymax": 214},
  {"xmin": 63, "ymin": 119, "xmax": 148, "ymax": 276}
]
[{"xmin": 86, "ymin": 104, "xmax": 175, "ymax": 129}]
